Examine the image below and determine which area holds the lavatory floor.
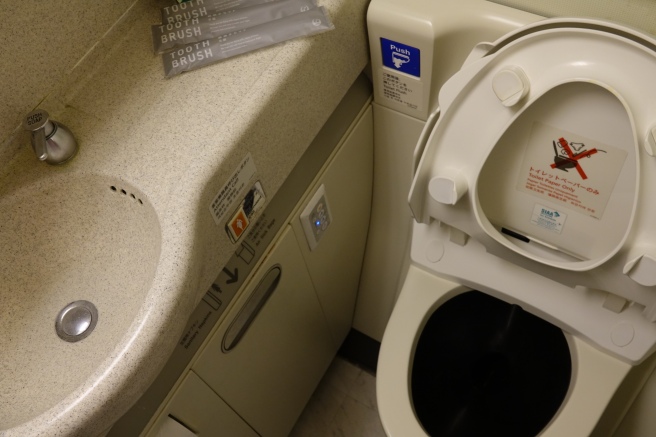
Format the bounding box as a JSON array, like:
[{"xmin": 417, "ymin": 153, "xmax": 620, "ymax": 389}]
[{"xmin": 290, "ymin": 356, "xmax": 386, "ymax": 437}]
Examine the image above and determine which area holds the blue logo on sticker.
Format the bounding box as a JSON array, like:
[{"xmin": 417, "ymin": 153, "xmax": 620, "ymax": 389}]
[{"xmin": 381, "ymin": 38, "xmax": 420, "ymax": 77}]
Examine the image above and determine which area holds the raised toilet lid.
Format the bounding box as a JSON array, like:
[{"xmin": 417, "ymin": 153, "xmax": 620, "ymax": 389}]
[{"xmin": 410, "ymin": 18, "xmax": 656, "ymax": 270}]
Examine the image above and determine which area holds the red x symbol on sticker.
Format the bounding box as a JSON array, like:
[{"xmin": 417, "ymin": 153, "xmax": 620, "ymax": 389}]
[{"xmin": 550, "ymin": 137, "xmax": 598, "ymax": 180}]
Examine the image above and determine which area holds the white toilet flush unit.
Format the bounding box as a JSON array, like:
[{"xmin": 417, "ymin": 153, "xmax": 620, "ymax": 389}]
[{"xmin": 369, "ymin": 0, "xmax": 656, "ymax": 436}]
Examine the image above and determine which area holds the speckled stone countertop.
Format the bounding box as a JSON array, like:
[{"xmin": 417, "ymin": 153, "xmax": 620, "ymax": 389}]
[{"xmin": 0, "ymin": 0, "xmax": 369, "ymax": 434}]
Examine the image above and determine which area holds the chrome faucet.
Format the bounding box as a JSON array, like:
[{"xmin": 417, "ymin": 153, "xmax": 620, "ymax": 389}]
[{"xmin": 23, "ymin": 109, "xmax": 78, "ymax": 164}]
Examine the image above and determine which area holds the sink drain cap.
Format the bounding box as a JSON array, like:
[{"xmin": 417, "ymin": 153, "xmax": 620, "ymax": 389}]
[{"xmin": 56, "ymin": 300, "xmax": 98, "ymax": 342}]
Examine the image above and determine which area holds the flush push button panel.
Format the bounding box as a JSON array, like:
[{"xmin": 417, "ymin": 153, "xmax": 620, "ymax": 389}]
[{"xmin": 300, "ymin": 185, "xmax": 332, "ymax": 251}]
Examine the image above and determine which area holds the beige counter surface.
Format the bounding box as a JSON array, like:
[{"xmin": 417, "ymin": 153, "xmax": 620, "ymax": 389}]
[{"xmin": 0, "ymin": 0, "xmax": 370, "ymax": 435}]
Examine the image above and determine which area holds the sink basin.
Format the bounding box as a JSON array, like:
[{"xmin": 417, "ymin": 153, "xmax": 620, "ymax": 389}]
[{"xmin": 0, "ymin": 172, "xmax": 161, "ymax": 430}]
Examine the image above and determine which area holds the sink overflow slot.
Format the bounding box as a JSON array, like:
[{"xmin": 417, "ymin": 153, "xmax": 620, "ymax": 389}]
[{"xmin": 109, "ymin": 185, "xmax": 144, "ymax": 205}]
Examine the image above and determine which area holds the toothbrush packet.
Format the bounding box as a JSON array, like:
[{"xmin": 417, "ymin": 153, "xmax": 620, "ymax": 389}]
[
  {"xmin": 163, "ymin": 7, "xmax": 333, "ymax": 77},
  {"xmin": 152, "ymin": 0, "xmax": 317, "ymax": 53},
  {"xmin": 161, "ymin": 0, "xmax": 277, "ymax": 23}
]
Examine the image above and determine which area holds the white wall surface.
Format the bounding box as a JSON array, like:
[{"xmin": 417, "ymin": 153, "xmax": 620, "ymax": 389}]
[{"xmin": 490, "ymin": 0, "xmax": 656, "ymax": 35}]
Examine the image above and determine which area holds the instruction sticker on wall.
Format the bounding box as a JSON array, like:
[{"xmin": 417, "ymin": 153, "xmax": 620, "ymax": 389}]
[
  {"xmin": 516, "ymin": 122, "xmax": 627, "ymax": 219},
  {"xmin": 210, "ymin": 153, "xmax": 257, "ymax": 225},
  {"xmin": 379, "ymin": 38, "xmax": 423, "ymax": 111}
]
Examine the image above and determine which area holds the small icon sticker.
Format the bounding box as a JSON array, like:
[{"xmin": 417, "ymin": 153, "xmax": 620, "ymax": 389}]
[
  {"xmin": 531, "ymin": 204, "xmax": 566, "ymax": 234},
  {"xmin": 229, "ymin": 209, "xmax": 249, "ymax": 240},
  {"xmin": 550, "ymin": 137, "xmax": 606, "ymax": 180},
  {"xmin": 392, "ymin": 52, "xmax": 410, "ymax": 69}
]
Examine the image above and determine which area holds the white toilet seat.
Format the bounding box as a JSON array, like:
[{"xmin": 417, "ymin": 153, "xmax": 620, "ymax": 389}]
[
  {"xmin": 377, "ymin": 263, "xmax": 632, "ymax": 437},
  {"xmin": 410, "ymin": 18, "xmax": 656, "ymax": 273}
]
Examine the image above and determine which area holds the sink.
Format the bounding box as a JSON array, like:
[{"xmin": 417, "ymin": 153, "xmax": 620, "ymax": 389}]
[{"xmin": 0, "ymin": 172, "xmax": 161, "ymax": 430}]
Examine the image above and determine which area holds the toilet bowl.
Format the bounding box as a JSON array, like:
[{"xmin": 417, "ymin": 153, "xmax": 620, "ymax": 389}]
[
  {"xmin": 377, "ymin": 17, "xmax": 656, "ymax": 437},
  {"xmin": 378, "ymin": 260, "xmax": 631, "ymax": 437}
]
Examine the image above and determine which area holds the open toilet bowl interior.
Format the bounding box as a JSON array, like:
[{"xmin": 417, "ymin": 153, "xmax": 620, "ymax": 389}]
[
  {"xmin": 411, "ymin": 291, "xmax": 571, "ymax": 436},
  {"xmin": 377, "ymin": 263, "xmax": 637, "ymax": 437}
]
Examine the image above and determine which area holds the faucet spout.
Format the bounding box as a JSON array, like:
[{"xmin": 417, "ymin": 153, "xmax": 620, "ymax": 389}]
[
  {"xmin": 24, "ymin": 110, "xmax": 49, "ymax": 160},
  {"xmin": 23, "ymin": 109, "xmax": 78, "ymax": 165},
  {"xmin": 31, "ymin": 127, "xmax": 48, "ymax": 161}
]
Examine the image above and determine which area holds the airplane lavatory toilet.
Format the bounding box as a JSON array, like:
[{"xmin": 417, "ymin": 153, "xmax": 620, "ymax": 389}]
[{"xmin": 370, "ymin": 1, "xmax": 656, "ymax": 436}]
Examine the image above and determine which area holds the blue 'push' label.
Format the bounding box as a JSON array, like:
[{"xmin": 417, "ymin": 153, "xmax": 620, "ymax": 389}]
[{"xmin": 381, "ymin": 38, "xmax": 420, "ymax": 77}]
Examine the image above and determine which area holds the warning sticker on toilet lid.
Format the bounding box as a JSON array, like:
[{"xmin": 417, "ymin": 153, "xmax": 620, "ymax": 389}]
[{"xmin": 515, "ymin": 122, "xmax": 627, "ymax": 219}]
